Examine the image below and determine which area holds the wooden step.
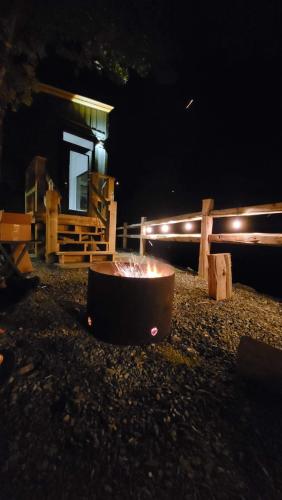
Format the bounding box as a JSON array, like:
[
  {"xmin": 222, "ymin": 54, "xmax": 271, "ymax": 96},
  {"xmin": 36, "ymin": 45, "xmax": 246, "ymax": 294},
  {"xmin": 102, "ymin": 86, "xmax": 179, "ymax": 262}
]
[
  {"xmin": 56, "ymin": 250, "xmax": 113, "ymax": 265},
  {"xmin": 56, "ymin": 257, "xmax": 114, "ymax": 269},
  {"xmin": 57, "ymin": 230, "xmax": 104, "ymax": 235},
  {"xmin": 58, "ymin": 214, "xmax": 104, "ymax": 227},
  {"xmin": 58, "ymin": 240, "xmax": 109, "ymax": 245},
  {"xmin": 56, "ymin": 251, "xmax": 112, "ymax": 256},
  {"xmin": 58, "ymin": 242, "xmax": 109, "ymax": 251}
]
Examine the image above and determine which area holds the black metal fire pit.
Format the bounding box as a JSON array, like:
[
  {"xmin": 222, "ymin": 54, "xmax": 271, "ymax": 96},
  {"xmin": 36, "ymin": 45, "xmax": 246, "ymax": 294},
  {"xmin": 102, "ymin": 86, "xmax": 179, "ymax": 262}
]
[{"xmin": 87, "ymin": 260, "xmax": 175, "ymax": 345}]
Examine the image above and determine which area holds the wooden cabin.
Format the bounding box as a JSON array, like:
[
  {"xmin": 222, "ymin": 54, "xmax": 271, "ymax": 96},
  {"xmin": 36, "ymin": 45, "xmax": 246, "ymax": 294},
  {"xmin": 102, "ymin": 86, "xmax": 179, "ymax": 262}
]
[{"xmin": 8, "ymin": 82, "xmax": 116, "ymax": 267}]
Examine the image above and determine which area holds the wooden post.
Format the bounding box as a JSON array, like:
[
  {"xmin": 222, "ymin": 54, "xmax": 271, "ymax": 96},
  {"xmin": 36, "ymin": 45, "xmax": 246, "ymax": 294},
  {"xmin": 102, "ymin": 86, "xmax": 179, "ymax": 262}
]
[
  {"xmin": 107, "ymin": 176, "xmax": 115, "ymax": 200},
  {"xmin": 139, "ymin": 217, "xmax": 146, "ymax": 256},
  {"xmin": 208, "ymin": 253, "xmax": 232, "ymax": 300},
  {"xmin": 45, "ymin": 190, "xmax": 59, "ymax": 263},
  {"xmin": 198, "ymin": 198, "xmax": 214, "ymax": 279},
  {"xmin": 106, "ymin": 200, "xmax": 117, "ymax": 253},
  {"xmin": 122, "ymin": 222, "xmax": 128, "ymax": 250},
  {"xmin": 88, "ymin": 172, "xmax": 99, "ymax": 216}
]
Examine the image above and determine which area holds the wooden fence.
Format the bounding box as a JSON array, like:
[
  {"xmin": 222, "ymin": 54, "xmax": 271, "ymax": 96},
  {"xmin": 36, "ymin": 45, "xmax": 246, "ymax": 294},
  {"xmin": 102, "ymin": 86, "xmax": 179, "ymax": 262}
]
[{"xmin": 116, "ymin": 199, "xmax": 282, "ymax": 280}]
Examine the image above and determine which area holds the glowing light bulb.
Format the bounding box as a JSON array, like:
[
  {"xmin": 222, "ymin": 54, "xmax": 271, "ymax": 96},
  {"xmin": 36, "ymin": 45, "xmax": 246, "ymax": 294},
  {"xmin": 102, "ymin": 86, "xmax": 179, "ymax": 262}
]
[
  {"xmin": 184, "ymin": 222, "xmax": 193, "ymax": 231},
  {"xmin": 232, "ymin": 219, "xmax": 242, "ymax": 230},
  {"xmin": 161, "ymin": 224, "xmax": 169, "ymax": 233},
  {"xmin": 150, "ymin": 327, "xmax": 158, "ymax": 336},
  {"xmin": 146, "ymin": 226, "xmax": 153, "ymax": 234}
]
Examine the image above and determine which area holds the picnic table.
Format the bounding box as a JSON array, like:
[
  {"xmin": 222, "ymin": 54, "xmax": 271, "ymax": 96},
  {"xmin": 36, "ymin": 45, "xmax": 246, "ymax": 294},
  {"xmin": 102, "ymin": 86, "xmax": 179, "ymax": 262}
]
[{"xmin": 0, "ymin": 211, "xmax": 33, "ymax": 277}]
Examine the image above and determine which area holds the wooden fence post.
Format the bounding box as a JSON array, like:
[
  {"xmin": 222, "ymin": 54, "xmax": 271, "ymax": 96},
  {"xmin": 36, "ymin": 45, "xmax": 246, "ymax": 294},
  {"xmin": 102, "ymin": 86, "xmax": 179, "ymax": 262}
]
[
  {"xmin": 106, "ymin": 200, "xmax": 117, "ymax": 253},
  {"xmin": 122, "ymin": 222, "xmax": 128, "ymax": 250},
  {"xmin": 45, "ymin": 189, "xmax": 59, "ymax": 263},
  {"xmin": 198, "ymin": 198, "xmax": 214, "ymax": 280},
  {"xmin": 139, "ymin": 216, "xmax": 146, "ymax": 256},
  {"xmin": 208, "ymin": 253, "xmax": 232, "ymax": 300}
]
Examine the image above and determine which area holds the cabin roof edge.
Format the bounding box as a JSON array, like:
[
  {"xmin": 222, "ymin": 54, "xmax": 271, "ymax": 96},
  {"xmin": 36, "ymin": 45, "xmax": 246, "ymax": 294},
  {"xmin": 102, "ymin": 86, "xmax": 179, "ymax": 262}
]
[{"xmin": 37, "ymin": 82, "xmax": 114, "ymax": 113}]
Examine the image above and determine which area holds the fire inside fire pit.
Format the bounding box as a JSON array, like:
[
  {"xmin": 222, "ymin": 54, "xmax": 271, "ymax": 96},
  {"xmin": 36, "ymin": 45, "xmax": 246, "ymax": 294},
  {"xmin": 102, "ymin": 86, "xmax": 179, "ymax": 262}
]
[{"xmin": 87, "ymin": 258, "xmax": 175, "ymax": 345}]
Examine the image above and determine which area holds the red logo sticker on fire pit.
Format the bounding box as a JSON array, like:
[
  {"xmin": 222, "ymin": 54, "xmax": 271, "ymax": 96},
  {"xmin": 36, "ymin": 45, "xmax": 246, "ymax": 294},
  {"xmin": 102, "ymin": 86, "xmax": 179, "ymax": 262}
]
[{"xmin": 150, "ymin": 327, "xmax": 158, "ymax": 336}]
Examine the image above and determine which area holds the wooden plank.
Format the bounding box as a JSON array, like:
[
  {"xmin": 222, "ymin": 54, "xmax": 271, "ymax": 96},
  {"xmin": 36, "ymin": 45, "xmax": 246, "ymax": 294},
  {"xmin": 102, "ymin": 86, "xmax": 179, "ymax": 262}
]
[
  {"xmin": 1, "ymin": 212, "xmax": 32, "ymax": 224},
  {"xmin": 58, "ymin": 214, "xmax": 100, "ymax": 226},
  {"xmin": 0, "ymin": 223, "xmax": 31, "ymax": 242},
  {"xmin": 211, "ymin": 201, "xmax": 282, "ymax": 218},
  {"xmin": 117, "ymin": 234, "xmax": 201, "ymax": 242},
  {"xmin": 145, "ymin": 211, "xmax": 202, "ymax": 226},
  {"xmin": 11, "ymin": 244, "xmax": 33, "ymax": 273},
  {"xmin": 56, "ymin": 251, "xmax": 113, "ymax": 255},
  {"xmin": 208, "ymin": 253, "xmax": 232, "ymax": 300},
  {"xmin": 209, "ymin": 233, "xmax": 282, "ymax": 246},
  {"xmin": 144, "ymin": 233, "xmax": 200, "ymax": 242},
  {"xmin": 198, "ymin": 199, "xmax": 214, "ymax": 280}
]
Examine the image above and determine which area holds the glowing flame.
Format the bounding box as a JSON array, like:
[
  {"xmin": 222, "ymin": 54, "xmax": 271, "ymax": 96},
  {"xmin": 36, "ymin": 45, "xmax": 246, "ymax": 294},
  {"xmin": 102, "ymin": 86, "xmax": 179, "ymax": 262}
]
[
  {"xmin": 87, "ymin": 316, "xmax": 92, "ymax": 326},
  {"xmin": 114, "ymin": 256, "xmax": 162, "ymax": 278},
  {"xmin": 150, "ymin": 327, "xmax": 158, "ymax": 336}
]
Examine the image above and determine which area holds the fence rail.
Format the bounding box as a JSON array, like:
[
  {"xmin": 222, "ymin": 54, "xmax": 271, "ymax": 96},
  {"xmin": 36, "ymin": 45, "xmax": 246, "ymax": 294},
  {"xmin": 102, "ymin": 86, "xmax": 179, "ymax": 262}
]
[{"xmin": 116, "ymin": 198, "xmax": 282, "ymax": 280}]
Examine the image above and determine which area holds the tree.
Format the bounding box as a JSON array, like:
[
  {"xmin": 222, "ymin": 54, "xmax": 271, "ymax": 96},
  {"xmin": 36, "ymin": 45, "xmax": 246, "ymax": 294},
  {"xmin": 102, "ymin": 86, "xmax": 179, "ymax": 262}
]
[{"xmin": 0, "ymin": 0, "xmax": 173, "ymax": 178}]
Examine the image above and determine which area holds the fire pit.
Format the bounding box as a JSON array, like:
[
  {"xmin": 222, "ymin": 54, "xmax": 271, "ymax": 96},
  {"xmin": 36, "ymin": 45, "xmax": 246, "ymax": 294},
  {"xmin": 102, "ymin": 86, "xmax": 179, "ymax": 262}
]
[{"xmin": 87, "ymin": 258, "xmax": 175, "ymax": 345}]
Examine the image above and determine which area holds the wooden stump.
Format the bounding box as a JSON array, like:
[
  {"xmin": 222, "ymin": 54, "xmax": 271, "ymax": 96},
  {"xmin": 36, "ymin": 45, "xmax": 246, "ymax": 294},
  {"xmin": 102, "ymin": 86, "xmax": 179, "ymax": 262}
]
[
  {"xmin": 208, "ymin": 253, "xmax": 232, "ymax": 300},
  {"xmin": 238, "ymin": 336, "xmax": 282, "ymax": 392}
]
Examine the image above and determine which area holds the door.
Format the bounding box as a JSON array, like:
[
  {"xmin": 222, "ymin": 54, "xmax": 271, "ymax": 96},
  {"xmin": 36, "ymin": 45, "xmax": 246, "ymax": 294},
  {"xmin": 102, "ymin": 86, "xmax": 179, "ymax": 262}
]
[
  {"xmin": 68, "ymin": 149, "xmax": 89, "ymax": 211},
  {"xmin": 61, "ymin": 131, "xmax": 94, "ymax": 212}
]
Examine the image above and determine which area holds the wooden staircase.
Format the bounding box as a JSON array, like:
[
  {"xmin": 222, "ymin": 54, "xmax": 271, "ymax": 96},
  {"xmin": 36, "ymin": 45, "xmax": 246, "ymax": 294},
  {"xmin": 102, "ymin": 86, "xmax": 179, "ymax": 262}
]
[
  {"xmin": 25, "ymin": 156, "xmax": 117, "ymax": 268},
  {"xmin": 56, "ymin": 213, "xmax": 113, "ymax": 267}
]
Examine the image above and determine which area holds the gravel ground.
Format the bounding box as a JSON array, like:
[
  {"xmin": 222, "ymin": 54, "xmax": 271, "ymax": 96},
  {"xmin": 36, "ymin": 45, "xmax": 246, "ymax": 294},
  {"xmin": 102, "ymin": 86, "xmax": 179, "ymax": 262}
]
[{"xmin": 0, "ymin": 261, "xmax": 282, "ymax": 500}]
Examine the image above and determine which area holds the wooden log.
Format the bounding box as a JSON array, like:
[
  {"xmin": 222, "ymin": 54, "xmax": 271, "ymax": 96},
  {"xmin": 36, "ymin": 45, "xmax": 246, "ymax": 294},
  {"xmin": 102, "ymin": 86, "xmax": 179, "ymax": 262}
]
[
  {"xmin": 208, "ymin": 253, "xmax": 232, "ymax": 300},
  {"xmin": 211, "ymin": 201, "xmax": 282, "ymax": 218},
  {"xmin": 145, "ymin": 211, "xmax": 202, "ymax": 226},
  {"xmin": 122, "ymin": 222, "xmax": 128, "ymax": 250},
  {"xmin": 139, "ymin": 216, "xmax": 146, "ymax": 256},
  {"xmin": 198, "ymin": 199, "xmax": 214, "ymax": 280},
  {"xmin": 209, "ymin": 233, "xmax": 282, "ymax": 246},
  {"xmin": 45, "ymin": 190, "xmax": 59, "ymax": 263},
  {"xmin": 237, "ymin": 336, "xmax": 282, "ymax": 392},
  {"xmin": 144, "ymin": 233, "xmax": 201, "ymax": 242}
]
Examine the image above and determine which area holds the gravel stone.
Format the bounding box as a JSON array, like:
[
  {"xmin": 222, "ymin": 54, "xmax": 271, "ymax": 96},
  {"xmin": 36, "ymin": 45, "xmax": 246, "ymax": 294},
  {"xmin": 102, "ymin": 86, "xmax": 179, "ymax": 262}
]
[{"xmin": 0, "ymin": 261, "xmax": 281, "ymax": 499}]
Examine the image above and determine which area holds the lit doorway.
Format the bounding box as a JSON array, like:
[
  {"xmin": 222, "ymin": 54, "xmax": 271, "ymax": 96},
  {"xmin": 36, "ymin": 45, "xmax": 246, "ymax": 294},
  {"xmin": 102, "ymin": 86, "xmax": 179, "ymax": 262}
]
[{"xmin": 63, "ymin": 132, "xmax": 94, "ymax": 212}]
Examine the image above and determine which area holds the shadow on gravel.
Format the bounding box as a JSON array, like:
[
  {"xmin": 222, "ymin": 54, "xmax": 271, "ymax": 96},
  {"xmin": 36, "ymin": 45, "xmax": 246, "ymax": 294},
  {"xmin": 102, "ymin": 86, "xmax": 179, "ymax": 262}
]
[{"xmin": 0, "ymin": 276, "xmax": 40, "ymax": 311}]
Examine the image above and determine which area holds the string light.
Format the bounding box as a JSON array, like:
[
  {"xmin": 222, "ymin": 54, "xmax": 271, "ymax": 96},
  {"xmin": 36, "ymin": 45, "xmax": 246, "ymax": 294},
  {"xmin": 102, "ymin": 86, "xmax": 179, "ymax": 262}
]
[
  {"xmin": 184, "ymin": 222, "xmax": 193, "ymax": 231},
  {"xmin": 232, "ymin": 219, "xmax": 242, "ymax": 230},
  {"xmin": 161, "ymin": 224, "xmax": 169, "ymax": 233},
  {"xmin": 146, "ymin": 226, "xmax": 153, "ymax": 234}
]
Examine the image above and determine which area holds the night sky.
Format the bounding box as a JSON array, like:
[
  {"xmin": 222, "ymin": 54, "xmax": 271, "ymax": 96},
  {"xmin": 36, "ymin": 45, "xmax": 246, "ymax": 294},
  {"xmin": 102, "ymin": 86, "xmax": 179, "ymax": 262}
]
[
  {"xmin": 5, "ymin": 1, "xmax": 282, "ymax": 293},
  {"xmin": 37, "ymin": 1, "xmax": 282, "ymax": 226}
]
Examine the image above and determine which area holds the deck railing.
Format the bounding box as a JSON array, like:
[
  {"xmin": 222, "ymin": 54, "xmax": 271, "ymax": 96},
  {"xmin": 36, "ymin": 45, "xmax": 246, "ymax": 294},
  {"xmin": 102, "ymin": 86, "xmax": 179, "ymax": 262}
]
[{"xmin": 117, "ymin": 199, "xmax": 282, "ymax": 280}]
